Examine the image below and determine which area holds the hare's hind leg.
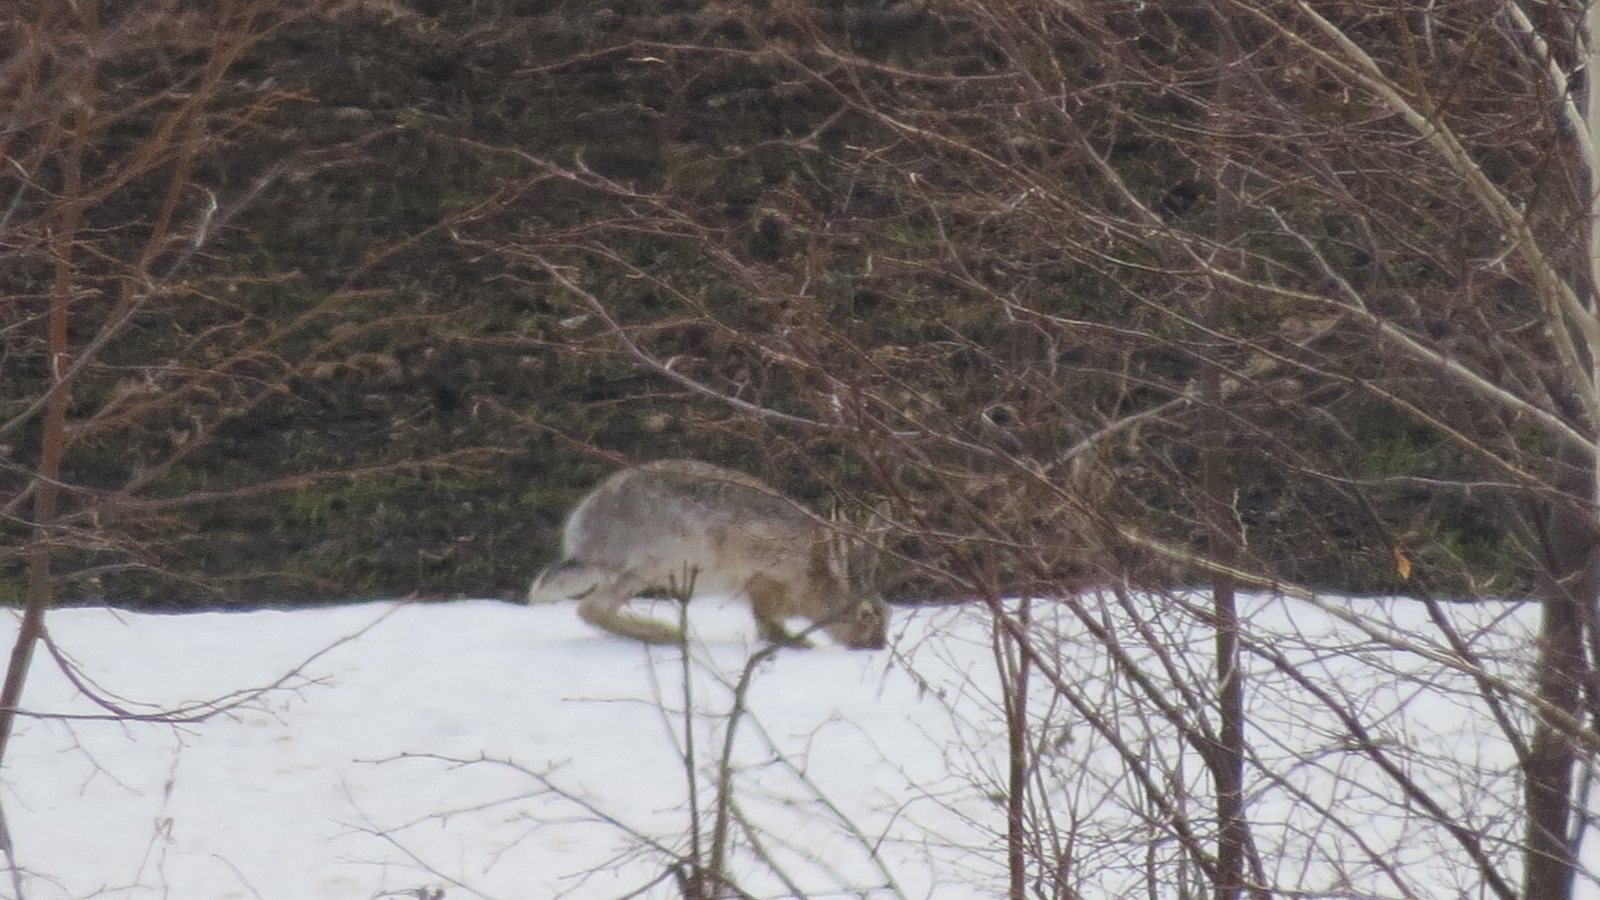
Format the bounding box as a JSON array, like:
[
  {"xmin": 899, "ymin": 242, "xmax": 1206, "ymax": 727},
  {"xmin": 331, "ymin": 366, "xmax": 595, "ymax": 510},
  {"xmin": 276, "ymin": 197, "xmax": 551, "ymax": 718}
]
[
  {"xmin": 746, "ymin": 574, "xmax": 812, "ymax": 648},
  {"xmin": 528, "ymin": 559, "xmax": 603, "ymax": 605},
  {"xmin": 576, "ymin": 576, "xmax": 686, "ymax": 646}
]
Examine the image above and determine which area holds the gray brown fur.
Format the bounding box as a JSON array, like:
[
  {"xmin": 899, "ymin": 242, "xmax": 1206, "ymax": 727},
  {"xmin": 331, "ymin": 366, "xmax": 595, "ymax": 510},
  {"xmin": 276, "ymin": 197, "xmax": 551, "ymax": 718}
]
[{"xmin": 527, "ymin": 460, "xmax": 888, "ymax": 649}]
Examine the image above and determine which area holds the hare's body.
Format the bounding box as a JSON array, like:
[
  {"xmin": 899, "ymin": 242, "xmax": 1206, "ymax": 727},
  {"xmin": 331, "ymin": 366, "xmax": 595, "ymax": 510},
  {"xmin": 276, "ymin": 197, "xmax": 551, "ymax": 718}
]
[{"xmin": 528, "ymin": 460, "xmax": 888, "ymax": 649}]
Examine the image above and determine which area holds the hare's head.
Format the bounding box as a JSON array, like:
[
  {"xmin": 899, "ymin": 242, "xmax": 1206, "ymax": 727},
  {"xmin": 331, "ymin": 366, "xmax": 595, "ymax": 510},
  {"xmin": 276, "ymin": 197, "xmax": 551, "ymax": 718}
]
[{"xmin": 824, "ymin": 593, "xmax": 890, "ymax": 650}]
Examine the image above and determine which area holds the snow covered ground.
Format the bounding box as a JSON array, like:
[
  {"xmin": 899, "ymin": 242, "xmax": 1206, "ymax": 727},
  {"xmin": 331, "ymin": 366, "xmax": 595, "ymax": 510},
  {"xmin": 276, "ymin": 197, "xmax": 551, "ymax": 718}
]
[{"xmin": 0, "ymin": 592, "xmax": 1590, "ymax": 898}]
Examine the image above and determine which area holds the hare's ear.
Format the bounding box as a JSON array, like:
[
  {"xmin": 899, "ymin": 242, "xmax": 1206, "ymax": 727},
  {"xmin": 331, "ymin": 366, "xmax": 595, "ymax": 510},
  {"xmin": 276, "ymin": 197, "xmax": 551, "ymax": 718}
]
[
  {"xmin": 827, "ymin": 502, "xmax": 884, "ymax": 587},
  {"xmin": 857, "ymin": 501, "xmax": 890, "ymax": 584},
  {"xmin": 825, "ymin": 505, "xmax": 854, "ymax": 582}
]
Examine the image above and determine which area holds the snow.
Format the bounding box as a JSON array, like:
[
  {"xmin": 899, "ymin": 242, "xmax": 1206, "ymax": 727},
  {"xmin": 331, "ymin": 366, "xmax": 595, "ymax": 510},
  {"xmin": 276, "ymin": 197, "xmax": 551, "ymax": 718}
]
[{"xmin": 0, "ymin": 592, "xmax": 1590, "ymax": 898}]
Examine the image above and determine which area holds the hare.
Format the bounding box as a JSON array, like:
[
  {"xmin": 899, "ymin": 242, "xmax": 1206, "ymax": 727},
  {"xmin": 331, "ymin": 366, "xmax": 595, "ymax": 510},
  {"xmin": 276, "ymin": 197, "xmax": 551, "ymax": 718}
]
[{"xmin": 527, "ymin": 459, "xmax": 889, "ymax": 649}]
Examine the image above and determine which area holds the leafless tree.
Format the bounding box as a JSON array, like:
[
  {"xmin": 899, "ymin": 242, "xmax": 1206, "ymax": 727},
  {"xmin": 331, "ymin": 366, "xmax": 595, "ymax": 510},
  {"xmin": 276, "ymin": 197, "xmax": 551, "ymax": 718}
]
[{"xmin": 0, "ymin": 0, "xmax": 512, "ymax": 766}]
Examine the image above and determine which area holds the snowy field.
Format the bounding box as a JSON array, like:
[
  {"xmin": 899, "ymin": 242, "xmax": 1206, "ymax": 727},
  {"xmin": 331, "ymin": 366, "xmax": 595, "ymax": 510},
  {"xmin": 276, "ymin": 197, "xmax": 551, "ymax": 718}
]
[{"xmin": 0, "ymin": 592, "xmax": 1593, "ymax": 898}]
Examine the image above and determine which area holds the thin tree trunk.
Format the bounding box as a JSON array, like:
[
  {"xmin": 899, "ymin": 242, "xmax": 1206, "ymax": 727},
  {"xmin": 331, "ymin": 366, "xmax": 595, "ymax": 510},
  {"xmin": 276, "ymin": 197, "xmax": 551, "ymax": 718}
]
[
  {"xmin": 1200, "ymin": 368, "xmax": 1257, "ymax": 900},
  {"xmin": 1002, "ymin": 596, "xmax": 1032, "ymax": 900},
  {"xmin": 1202, "ymin": 11, "xmax": 1259, "ymax": 895},
  {"xmin": 1525, "ymin": 598, "xmax": 1585, "ymax": 900},
  {"xmin": 1524, "ymin": 8, "xmax": 1600, "ymax": 897},
  {"xmin": 0, "ymin": 204, "xmax": 75, "ymax": 767},
  {"xmin": 1523, "ymin": 449, "xmax": 1596, "ymax": 900},
  {"xmin": 0, "ymin": 6, "xmax": 90, "ymax": 765},
  {"xmin": 1210, "ymin": 567, "xmax": 1247, "ymax": 900}
]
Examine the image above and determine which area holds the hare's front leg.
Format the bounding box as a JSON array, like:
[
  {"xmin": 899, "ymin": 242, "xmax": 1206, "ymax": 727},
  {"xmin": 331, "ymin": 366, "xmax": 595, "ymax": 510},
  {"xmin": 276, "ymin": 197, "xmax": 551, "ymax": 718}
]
[
  {"xmin": 746, "ymin": 574, "xmax": 812, "ymax": 648},
  {"xmin": 577, "ymin": 575, "xmax": 686, "ymax": 646}
]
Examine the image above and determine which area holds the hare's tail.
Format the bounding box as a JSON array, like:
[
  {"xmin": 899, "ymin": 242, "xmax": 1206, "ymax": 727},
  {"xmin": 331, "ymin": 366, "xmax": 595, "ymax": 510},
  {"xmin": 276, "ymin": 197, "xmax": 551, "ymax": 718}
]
[{"xmin": 527, "ymin": 560, "xmax": 605, "ymax": 605}]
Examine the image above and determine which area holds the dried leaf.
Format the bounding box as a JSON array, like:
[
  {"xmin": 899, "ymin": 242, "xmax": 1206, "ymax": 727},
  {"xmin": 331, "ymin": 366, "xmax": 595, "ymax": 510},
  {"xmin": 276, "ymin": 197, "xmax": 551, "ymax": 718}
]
[{"xmin": 1393, "ymin": 546, "xmax": 1413, "ymax": 581}]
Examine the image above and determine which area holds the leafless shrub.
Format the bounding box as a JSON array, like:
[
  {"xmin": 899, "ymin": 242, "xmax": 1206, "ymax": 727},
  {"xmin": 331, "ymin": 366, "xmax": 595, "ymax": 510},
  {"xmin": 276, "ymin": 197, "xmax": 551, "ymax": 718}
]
[{"xmin": 472, "ymin": 2, "xmax": 1600, "ymax": 897}]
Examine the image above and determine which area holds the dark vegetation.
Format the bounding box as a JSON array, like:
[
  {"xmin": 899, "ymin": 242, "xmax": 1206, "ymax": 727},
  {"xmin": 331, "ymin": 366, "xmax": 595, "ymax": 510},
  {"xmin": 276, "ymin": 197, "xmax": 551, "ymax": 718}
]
[{"xmin": 0, "ymin": 0, "xmax": 1573, "ymax": 607}]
